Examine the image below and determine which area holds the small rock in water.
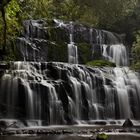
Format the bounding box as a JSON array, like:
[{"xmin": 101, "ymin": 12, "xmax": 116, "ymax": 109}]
[
  {"xmin": 123, "ymin": 118, "xmax": 133, "ymax": 127},
  {"xmin": 96, "ymin": 133, "xmax": 108, "ymax": 140}
]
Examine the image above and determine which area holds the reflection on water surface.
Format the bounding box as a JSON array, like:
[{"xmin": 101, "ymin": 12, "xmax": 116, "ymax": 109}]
[{"xmin": 0, "ymin": 134, "xmax": 140, "ymax": 140}]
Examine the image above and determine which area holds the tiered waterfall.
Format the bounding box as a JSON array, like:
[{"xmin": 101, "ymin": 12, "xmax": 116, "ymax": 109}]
[{"xmin": 0, "ymin": 20, "xmax": 140, "ymax": 127}]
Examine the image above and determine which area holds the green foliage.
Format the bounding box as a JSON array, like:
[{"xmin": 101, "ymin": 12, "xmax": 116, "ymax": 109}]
[
  {"xmin": 131, "ymin": 31, "xmax": 140, "ymax": 71},
  {"xmin": 0, "ymin": 0, "xmax": 139, "ymax": 63},
  {"xmin": 18, "ymin": 0, "xmax": 54, "ymax": 20},
  {"xmin": 79, "ymin": 7, "xmax": 99, "ymax": 27},
  {"xmin": 0, "ymin": 0, "xmax": 20, "ymax": 47},
  {"xmin": 86, "ymin": 60, "xmax": 116, "ymax": 67},
  {"xmin": 96, "ymin": 133, "xmax": 108, "ymax": 140},
  {"xmin": 0, "ymin": 0, "xmax": 21, "ymax": 61},
  {"xmin": 58, "ymin": 0, "xmax": 85, "ymax": 21},
  {"xmin": 6, "ymin": 0, "xmax": 21, "ymax": 38}
]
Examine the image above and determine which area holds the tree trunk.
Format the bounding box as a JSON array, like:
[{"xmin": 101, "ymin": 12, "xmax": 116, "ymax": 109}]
[{"xmin": 1, "ymin": 7, "xmax": 6, "ymax": 52}]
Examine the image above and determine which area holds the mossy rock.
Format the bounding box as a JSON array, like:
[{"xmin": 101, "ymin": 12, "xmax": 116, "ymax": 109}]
[
  {"xmin": 96, "ymin": 133, "xmax": 108, "ymax": 140},
  {"xmin": 86, "ymin": 60, "xmax": 116, "ymax": 67}
]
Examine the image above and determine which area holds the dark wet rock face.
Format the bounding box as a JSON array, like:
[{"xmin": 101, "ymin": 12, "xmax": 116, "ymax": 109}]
[
  {"xmin": 0, "ymin": 70, "xmax": 4, "ymax": 78},
  {"xmin": 0, "ymin": 63, "xmax": 9, "ymax": 78},
  {"xmin": 16, "ymin": 19, "xmax": 126, "ymax": 65},
  {"xmin": 0, "ymin": 63, "xmax": 9, "ymax": 70}
]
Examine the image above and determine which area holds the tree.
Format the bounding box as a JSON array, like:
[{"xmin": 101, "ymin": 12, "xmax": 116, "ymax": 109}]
[
  {"xmin": 0, "ymin": 0, "xmax": 12, "ymax": 52},
  {"xmin": 131, "ymin": 31, "xmax": 140, "ymax": 71}
]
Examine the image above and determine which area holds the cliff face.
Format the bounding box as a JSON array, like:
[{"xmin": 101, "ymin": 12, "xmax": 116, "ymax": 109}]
[{"xmin": 16, "ymin": 19, "xmax": 125, "ymax": 65}]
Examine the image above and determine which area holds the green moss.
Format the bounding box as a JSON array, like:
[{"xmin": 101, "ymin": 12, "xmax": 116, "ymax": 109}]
[
  {"xmin": 86, "ymin": 60, "xmax": 116, "ymax": 67},
  {"xmin": 96, "ymin": 133, "xmax": 108, "ymax": 140}
]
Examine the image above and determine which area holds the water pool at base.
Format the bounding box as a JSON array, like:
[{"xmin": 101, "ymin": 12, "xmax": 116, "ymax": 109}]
[{"xmin": 0, "ymin": 134, "xmax": 140, "ymax": 140}]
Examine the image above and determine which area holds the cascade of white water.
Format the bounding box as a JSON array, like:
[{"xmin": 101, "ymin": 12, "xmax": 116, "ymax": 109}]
[
  {"xmin": 43, "ymin": 83, "xmax": 64, "ymax": 125},
  {"xmin": 1, "ymin": 20, "xmax": 140, "ymax": 126},
  {"xmin": 69, "ymin": 76, "xmax": 82, "ymax": 120},
  {"xmin": 90, "ymin": 28, "xmax": 94, "ymax": 58},
  {"xmin": 101, "ymin": 44, "xmax": 128, "ymax": 66},
  {"xmin": 0, "ymin": 74, "xmax": 18, "ymax": 118},
  {"xmin": 113, "ymin": 67, "xmax": 140, "ymax": 118},
  {"xmin": 68, "ymin": 22, "xmax": 78, "ymax": 64},
  {"xmin": 53, "ymin": 19, "xmax": 78, "ymax": 64},
  {"xmin": 91, "ymin": 29, "xmax": 128, "ymax": 66},
  {"xmin": 13, "ymin": 62, "xmax": 35, "ymax": 119},
  {"xmin": 0, "ymin": 61, "xmax": 140, "ymax": 125}
]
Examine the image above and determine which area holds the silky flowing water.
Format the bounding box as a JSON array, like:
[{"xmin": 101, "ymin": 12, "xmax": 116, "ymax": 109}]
[{"xmin": 0, "ymin": 19, "xmax": 140, "ymax": 139}]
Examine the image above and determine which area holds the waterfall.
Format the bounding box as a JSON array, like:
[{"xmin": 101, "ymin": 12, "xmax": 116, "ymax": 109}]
[
  {"xmin": 53, "ymin": 19, "xmax": 78, "ymax": 64},
  {"xmin": 101, "ymin": 44, "xmax": 128, "ymax": 66},
  {"xmin": 17, "ymin": 19, "xmax": 128, "ymax": 66},
  {"xmin": 68, "ymin": 22, "xmax": 78, "ymax": 64},
  {"xmin": 91, "ymin": 29, "xmax": 128, "ymax": 66},
  {"xmin": 0, "ymin": 19, "xmax": 140, "ymax": 127},
  {"xmin": 0, "ymin": 61, "xmax": 140, "ymax": 126},
  {"xmin": 90, "ymin": 28, "xmax": 95, "ymax": 59}
]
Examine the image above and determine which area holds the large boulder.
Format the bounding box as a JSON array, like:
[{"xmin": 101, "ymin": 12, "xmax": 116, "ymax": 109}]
[{"xmin": 123, "ymin": 118, "xmax": 133, "ymax": 127}]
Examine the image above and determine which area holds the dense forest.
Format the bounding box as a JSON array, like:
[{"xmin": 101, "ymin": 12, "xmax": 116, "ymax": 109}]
[{"xmin": 0, "ymin": 0, "xmax": 140, "ymax": 70}]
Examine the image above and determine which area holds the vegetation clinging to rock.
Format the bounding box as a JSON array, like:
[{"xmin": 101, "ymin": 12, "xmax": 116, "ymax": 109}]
[
  {"xmin": 131, "ymin": 31, "xmax": 140, "ymax": 71},
  {"xmin": 86, "ymin": 60, "xmax": 116, "ymax": 67},
  {"xmin": 96, "ymin": 133, "xmax": 108, "ymax": 140},
  {"xmin": 0, "ymin": 0, "xmax": 139, "ymax": 67}
]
